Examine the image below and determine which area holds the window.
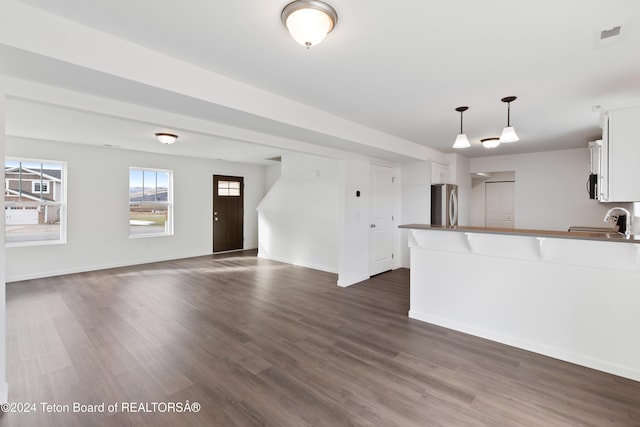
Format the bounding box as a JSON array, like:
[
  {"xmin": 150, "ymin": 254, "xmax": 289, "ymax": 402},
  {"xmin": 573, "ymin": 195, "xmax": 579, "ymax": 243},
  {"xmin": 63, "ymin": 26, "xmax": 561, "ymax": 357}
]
[
  {"xmin": 32, "ymin": 181, "xmax": 50, "ymax": 194},
  {"xmin": 218, "ymin": 180, "xmax": 241, "ymax": 196},
  {"xmin": 5, "ymin": 158, "xmax": 66, "ymax": 246},
  {"xmin": 129, "ymin": 168, "xmax": 173, "ymax": 237}
]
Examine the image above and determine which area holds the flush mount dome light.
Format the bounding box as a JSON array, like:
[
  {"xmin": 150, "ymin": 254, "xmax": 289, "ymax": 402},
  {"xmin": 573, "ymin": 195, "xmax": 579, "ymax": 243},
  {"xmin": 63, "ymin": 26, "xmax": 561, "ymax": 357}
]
[
  {"xmin": 282, "ymin": 0, "xmax": 338, "ymax": 49},
  {"xmin": 481, "ymin": 137, "xmax": 500, "ymax": 149},
  {"xmin": 155, "ymin": 133, "xmax": 178, "ymax": 145}
]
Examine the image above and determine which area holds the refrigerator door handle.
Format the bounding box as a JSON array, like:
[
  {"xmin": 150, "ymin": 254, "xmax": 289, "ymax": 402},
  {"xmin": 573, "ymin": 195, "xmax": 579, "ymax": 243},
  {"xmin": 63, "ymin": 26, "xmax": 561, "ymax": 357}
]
[{"xmin": 449, "ymin": 189, "xmax": 458, "ymax": 226}]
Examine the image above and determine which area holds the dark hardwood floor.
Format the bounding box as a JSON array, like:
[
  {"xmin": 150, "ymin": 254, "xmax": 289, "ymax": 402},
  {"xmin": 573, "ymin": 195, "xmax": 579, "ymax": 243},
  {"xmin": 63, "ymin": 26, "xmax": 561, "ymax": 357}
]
[{"xmin": 2, "ymin": 251, "xmax": 640, "ymax": 426}]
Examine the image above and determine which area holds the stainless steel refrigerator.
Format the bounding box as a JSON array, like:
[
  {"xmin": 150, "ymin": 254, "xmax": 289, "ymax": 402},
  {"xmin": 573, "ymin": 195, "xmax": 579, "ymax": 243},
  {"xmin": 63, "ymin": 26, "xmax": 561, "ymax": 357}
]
[{"xmin": 431, "ymin": 184, "xmax": 458, "ymax": 227}]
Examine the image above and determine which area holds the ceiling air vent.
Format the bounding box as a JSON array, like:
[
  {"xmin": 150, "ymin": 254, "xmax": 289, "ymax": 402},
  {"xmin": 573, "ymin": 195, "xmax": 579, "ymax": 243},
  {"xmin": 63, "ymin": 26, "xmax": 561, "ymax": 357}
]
[
  {"xmin": 600, "ymin": 26, "xmax": 621, "ymax": 40},
  {"xmin": 596, "ymin": 25, "xmax": 624, "ymax": 48}
]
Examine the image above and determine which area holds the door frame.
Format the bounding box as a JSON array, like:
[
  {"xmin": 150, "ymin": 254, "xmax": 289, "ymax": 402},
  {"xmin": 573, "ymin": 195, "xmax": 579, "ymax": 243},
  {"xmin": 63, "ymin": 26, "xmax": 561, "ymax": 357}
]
[{"xmin": 212, "ymin": 174, "xmax": 245, "ymax": 253}]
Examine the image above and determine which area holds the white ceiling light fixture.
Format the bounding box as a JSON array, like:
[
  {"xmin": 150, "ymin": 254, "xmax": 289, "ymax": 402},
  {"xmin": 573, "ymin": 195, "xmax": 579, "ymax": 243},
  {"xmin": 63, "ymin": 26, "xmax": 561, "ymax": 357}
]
[
  {"xmin": 498, "ymin": 96, "xmax": 519, "ymax": 143},
  {"xmin": 155, "ymin": 132, "xmax": 178, "ymax": 145},
  {"xmin": 481, "ymin": 137, "xmax": 500, "ymax": 149},
  {"xmin": 452, "ymin": 106, "xmax": 471, "ymax": 148},
  {"xmin": 281, "ymin": 0, "xmax": 338, "ymax": 49}
]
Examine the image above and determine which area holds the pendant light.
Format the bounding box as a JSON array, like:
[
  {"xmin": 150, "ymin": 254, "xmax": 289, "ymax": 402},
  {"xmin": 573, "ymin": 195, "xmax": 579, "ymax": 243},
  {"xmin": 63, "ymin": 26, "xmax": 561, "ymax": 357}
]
[
  {"xmin": 481, "ymin": 137, "xmax": 500, "ymax": 149},
  {"xmin": 452, "ymin": 106, "xmax": 471, "ymax": 148},
  {"xmin": 498, "ymin": 96, "xmax": 519, "ymax": 143},
  {"xmin": 282, "ymin": 0, "xmax": 338, "ymax": 49}
]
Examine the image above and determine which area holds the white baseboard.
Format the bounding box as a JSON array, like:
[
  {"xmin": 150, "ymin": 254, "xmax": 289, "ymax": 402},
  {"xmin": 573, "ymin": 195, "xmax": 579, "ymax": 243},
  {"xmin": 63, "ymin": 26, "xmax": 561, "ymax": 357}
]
[
  {"xmin": 6, "ymin": 250, "xmax": 215, "ymax": 283},
  {"xmin": 257, "ymin": 253, "xmax": 338, "ymax": 274},
  {"xmin": 337, "ymin": 275, "xmax": 370, "ymax": 287},
  {"xmin": 408, "ymin": 309, "xmax": 640, "ymax": 382},
  {"xmin": 6, "ymin": 246, "xmax": 261, "ymax": 283},
  {"xmin": 212, "ymin": 247, "xmax": 257, "ymax": 255}
]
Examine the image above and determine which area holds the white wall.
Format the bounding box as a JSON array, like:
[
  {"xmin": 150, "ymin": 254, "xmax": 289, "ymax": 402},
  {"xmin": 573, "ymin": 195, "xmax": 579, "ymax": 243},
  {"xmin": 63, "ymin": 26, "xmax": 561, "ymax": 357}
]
[
  {"xmin": 0, "ymin": 91, "xmax": 7, "ymax": 403},
  {"xmin": 400, "ymin": 161, "xmax": 430, "ymax": 267},
  {"xmin": 338, "ymin": 158, "xmax": 370, "ymax": 286},
  {"xmin": 258, "ymin": 152, "xmax": 341, "ymax": 273},
  {"xmin": 264, "ymin": 163, "xmax": 281, "ymax": 193},
  {"xmin": 470, "ymin": 148, "xmax": 615, "ymax": 231},
  {"xmin": 5, "ymin": 136, "xmax": 265, "ymax": 282}
]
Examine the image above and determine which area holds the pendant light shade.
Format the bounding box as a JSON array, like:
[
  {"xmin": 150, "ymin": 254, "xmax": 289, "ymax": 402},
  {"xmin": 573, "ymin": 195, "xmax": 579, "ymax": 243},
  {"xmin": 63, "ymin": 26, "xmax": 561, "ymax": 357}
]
[
  {"xmin": 282, "ymin": 0, "xmax": 338, "ymax": 49},
  {"xmin": 498, "ymin": 96, "xmax": 519, "ymax": 143},
  {"xmin": 453, "ymin": 133, "xmax": 471, "ymax": 149},
  {"xmin": 499, "ymin": 126, "xmax": 518, "ymax": 143},
  {"xmin": 155, "ymin": 133, "xmax": 178, "ymax": 145},
  {"xmin": 452, "ymin": 106, "xmax": 471, "ymax": 148},
  {"xmin": 481, "ymin": 137, "xmax": 500, "ymax": 149}
]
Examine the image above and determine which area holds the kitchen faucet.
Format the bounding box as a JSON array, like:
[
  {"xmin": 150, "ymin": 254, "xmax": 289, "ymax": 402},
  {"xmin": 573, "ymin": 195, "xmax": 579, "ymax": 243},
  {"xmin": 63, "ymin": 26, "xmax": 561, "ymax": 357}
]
[{"xmin": 603, "ymin": 207, "xmax": 631, "ymax": 238}]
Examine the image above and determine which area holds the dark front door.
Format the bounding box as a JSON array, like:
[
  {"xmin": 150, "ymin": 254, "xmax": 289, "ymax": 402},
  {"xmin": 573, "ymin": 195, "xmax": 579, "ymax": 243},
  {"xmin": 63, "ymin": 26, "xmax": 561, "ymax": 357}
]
[{"xmin": 213, "ymin": 175, "xmax": 244, "ymax": 252}]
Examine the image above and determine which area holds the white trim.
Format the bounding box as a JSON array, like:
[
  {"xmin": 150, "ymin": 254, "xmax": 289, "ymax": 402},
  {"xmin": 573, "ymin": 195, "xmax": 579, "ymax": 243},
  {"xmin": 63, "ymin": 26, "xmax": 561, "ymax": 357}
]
[
  {"xmin": 128, "ymin": 231, "xmax": 173, "ymax": 239},
  {"xmin": 5, "ymin": 238, "xmax": 65, "ymax": 248},
  {"xmin": 129, "ymin": 165, "xmax": 174, "ymax": 174},
  {"xmin": 128, "ymin": 167, "xmax": 174, "ymax": 237},
  {"xmin": 408, "ymin": 309, "xmax": 640, "ymax": 382},
  {"xmin": 5, "ymin": 157, "xmax": 67, "ymax": 246},
  {"xmin": 212, "ymin": 248, "xmax": 251, "ymax": 255},
  {"xmin": 337, "ymin": 275, "xmax": 370, "ymax": 287},
  {"xmin": 257, "ymin": 252, "xmax": 339, "ymax": 274},
  {"xmin": 5, "ymin": 247, "xmax": 260, "ymax": 283},
  {"xmin": 256, "ymin": 177, "xmax": 281, "ymax": 211},
  {"xmin": 6, "ymin": 251, "xmax": 200, "ymax": 283}
]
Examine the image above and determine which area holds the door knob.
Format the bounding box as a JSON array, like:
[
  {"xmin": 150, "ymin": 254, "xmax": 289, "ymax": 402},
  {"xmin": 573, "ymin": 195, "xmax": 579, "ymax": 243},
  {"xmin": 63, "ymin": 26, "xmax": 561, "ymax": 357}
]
[{"xmin": 370, "ymin": 224, "xmax": 376, "ymax": 228}]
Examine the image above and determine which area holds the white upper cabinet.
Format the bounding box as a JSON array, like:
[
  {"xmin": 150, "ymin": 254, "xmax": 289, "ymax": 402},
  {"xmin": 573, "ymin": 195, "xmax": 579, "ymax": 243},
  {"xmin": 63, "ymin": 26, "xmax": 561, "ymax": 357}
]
[
  {"xmin": 430, "ymin": 162, "xmax": 450, "ymax": 184},
  {"xmin": 604, "ymin": 106, "xmax": 640, "ymax": 202}
]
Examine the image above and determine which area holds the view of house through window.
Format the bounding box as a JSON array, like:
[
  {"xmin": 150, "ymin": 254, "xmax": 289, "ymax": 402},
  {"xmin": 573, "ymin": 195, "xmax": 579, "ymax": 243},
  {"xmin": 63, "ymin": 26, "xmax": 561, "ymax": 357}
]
[
  {"xmin": 129, "ymin": 168, "xmax": 173, "ymax": 237},
  {"xmin": 5, "ymin": 158, "xmax": 66, "ymax": 245}
]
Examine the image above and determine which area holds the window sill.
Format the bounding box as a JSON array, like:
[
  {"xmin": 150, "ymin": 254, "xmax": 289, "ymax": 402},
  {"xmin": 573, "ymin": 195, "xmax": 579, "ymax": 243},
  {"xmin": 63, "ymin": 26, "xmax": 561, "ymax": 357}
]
[
  {"xmin": 6, "ymin": 239, "xmax": 67, "ymax": 248},
  {"xmin": 129, "ymin": 233, "xmax": 174, "ymax": 239}
]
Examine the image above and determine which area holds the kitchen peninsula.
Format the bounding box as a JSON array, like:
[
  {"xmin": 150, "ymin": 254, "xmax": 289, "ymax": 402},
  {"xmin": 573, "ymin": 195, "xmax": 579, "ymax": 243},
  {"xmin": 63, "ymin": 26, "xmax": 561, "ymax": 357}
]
[{"xmin": 400, "ymin": 224, "xmax": 640, "ymax": 381}]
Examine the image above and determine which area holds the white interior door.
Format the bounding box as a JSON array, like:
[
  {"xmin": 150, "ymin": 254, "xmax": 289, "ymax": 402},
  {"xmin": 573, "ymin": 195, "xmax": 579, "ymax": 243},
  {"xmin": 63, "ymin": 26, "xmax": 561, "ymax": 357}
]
[
  {"xmin": 369, "ymin": 164, "xmax": 394, "ymax": 276},
  {"xmin": 485, "ymin": 181, "xmax": 515, "ymax": 228}
]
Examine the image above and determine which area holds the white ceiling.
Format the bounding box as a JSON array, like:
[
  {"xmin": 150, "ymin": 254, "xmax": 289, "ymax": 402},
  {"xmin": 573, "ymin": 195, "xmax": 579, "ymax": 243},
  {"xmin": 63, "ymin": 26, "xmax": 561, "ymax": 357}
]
[
  {"xmin": 5, "ymin": 98, "xmax": 287, "ymax": 164},
  {"xmin": 4, "ymin": 0, "xmax": 640, "ymax": 162}
]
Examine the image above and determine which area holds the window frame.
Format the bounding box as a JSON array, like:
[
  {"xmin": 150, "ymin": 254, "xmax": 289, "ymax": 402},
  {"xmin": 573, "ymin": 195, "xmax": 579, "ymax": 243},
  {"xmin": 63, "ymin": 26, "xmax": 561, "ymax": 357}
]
[
  {"xmin": 128, "ymin": 167, "xmax": 174, "ymax": 238},
  {"xmin": 217, "ymin": 180, "xmax": 241, "ymax": 197},
  {"xmin": 5, "ymin": 157, "xmax": 67, "ymax": 247}
]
